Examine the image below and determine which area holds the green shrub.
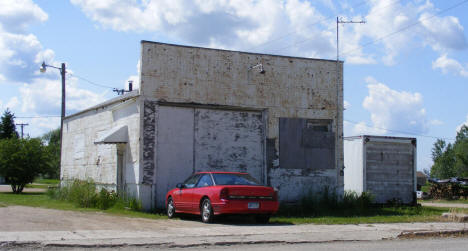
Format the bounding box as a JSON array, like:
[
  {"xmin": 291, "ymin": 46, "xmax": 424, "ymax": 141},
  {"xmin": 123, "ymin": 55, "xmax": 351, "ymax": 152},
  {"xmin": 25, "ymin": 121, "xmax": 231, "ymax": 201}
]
[
  {"xmin": 68, "ymin": 179, "xmax": 98, "ymax": 208},
  {"xmin": 95, "ymin": 188, "xmax": 117, "ymax": 209},
  {"xmin": 47, "ymin": 179, "xmax": 139, "ymax": 211}
]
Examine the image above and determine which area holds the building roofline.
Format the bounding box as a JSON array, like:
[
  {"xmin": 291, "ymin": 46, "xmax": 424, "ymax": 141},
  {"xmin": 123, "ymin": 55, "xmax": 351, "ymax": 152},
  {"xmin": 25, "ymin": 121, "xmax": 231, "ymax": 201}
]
[
  {"xmin": 141, "ymin": 40, "xmax": 343, "ymax": 64},
  {"xmin": 64, "ymin": 90, "xmax": 140, "ymax": 120},
  {"xmin": 344, "ymin": 135, "xmax": 417, "ymax": 141}
]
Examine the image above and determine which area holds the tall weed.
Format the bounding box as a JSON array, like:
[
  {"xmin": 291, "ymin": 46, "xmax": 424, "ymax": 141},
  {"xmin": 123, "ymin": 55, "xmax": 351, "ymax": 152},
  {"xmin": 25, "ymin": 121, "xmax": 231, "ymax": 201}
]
[
  {"xmin": 279, "ymin": 188, "xmax": 374, "ymax": 217},
  {"xmin": 47, "ymin": 179, "xmax": 123, "ymax": 210}
]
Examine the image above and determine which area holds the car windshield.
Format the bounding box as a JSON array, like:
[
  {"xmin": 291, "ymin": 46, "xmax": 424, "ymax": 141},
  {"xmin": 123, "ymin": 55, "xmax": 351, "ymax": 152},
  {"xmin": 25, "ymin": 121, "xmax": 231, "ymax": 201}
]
[{"xmin": 212, "ymin": 173, "xmax": 260, "ymax": 186}]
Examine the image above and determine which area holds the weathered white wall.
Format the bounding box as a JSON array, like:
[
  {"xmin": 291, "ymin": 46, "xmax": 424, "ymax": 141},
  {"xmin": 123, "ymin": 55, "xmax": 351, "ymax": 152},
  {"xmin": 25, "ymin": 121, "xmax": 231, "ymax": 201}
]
[
  {"xmin": 61, "ymin": 97, "xmax": 140, "ymax": 196},
  {"xmin": 140, "ymin": 41, "xmax": 344, "ymax": 204},
  {"xmin": 344, "ymin": 137, "xmax": 364, "ymax": 194}
]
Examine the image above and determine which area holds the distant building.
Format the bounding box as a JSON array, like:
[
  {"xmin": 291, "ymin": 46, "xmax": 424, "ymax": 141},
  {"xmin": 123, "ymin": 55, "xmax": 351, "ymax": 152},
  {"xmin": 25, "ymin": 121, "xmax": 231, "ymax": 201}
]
[
  {"xmin": 61, "ymin": 41, "xmax": 344, "ymax": 210},
  {"xmin": 416, "ymin": 171, "xmax": 427, "ymax": 190}
]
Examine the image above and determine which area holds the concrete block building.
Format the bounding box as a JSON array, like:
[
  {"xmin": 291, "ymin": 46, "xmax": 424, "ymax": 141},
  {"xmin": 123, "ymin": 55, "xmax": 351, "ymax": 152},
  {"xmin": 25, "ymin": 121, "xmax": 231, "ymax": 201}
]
[{"xmin": 61, "ymin": 41, "xmax": 344, "ymax": 210}]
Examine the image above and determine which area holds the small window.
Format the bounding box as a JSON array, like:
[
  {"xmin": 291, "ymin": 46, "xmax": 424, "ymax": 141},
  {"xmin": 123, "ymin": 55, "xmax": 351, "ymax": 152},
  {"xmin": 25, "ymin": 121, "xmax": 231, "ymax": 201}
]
[{"xmin": 196, "ymin": 174, "xmax": 214, "ymax": 187}]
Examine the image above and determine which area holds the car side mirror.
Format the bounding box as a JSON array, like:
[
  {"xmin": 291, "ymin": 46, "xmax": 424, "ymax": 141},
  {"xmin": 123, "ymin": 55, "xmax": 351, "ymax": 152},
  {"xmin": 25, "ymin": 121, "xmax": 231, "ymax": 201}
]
[{"xmin": 176, "ymin": 183, "xmax": 185, "ymax": 189}]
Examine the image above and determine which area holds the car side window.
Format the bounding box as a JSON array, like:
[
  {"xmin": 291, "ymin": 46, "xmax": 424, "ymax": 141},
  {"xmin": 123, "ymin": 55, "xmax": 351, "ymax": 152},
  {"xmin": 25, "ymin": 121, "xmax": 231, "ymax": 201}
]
[
  {"xmin": 184, "ymin": 174, "xmax": 201, "ymax": 188},
  {"xmin": 196, "ymin": 174, "xmax": 213, "ymax": 188}
]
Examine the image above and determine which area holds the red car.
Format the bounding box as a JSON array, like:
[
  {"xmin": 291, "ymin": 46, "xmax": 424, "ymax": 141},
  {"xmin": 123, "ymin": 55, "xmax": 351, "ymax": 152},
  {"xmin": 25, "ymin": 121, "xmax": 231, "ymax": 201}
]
[{"xmin": 165, "ymin": 171, "xmax": 279, "ymax": 223}]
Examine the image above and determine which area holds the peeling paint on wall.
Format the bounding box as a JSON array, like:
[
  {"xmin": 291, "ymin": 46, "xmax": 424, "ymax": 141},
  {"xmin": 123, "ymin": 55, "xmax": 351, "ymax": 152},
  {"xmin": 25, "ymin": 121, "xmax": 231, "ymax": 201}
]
[{"xmin": 142, "ymin": 100, "xmax": 157, "ymax": 185}]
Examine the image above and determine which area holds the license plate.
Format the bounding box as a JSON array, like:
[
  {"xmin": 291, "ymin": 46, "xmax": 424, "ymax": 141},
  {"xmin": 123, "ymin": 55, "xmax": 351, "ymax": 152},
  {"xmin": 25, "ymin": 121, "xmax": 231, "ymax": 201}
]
[{"xmin": 248, "ymin": 202, "xmax": 259, "ymax": 209}]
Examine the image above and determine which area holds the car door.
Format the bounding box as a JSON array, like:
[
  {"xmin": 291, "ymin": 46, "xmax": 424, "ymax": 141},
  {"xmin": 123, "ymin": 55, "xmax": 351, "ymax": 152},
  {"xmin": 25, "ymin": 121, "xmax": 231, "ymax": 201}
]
[
  {"xmin": 191, "ymin": 174, "xmax": 214, "ymax": 211},
  {"xmin": 176, "ymin": 174, "xmax": 201, "ymax": 212}
]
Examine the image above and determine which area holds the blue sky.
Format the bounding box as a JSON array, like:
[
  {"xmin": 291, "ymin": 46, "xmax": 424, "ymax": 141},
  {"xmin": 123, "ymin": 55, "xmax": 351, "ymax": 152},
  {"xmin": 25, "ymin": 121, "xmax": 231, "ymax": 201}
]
[{"xmin": 1, "ymin": 0, "xmax": 468, "ymax": 172}]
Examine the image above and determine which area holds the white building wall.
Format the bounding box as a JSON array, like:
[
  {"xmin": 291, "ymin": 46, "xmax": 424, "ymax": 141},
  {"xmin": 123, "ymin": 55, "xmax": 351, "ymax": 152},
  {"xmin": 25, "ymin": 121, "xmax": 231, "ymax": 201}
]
[
  {"xmin": 344, "ymin": 137, "xmax": 364, "ymax": 194},
  {"xmin": 140, "ymin": 41, "xmax": 344, "ymax": 205},
  {"xmin": 61, "ymin": 97, "xmax": 140, "ymax": 196}
]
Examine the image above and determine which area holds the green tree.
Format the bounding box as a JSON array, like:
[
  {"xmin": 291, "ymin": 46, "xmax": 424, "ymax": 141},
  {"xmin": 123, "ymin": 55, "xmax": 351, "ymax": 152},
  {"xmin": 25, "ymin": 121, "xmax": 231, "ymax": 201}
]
[
  {"xmin": 41, "ymin": 128, "xmax": 61, "ymax": 179},
  {"xmin": 454, "ymin": 125, "xmax": 468, "ymax": 177},
  {"xmin": 430, "ymin": 125, "xmax": 468, "ymax": 179},
  {"xmin": 430, "ymin": 139, "xmax": 456, "ymax": 179},
  {"xmin": 0, "ymin": 109, "xmax": 18, "ymax": 139},
  {"xmin": 0, "ymin": 137, "xmax": 50, "ymax": 193}
]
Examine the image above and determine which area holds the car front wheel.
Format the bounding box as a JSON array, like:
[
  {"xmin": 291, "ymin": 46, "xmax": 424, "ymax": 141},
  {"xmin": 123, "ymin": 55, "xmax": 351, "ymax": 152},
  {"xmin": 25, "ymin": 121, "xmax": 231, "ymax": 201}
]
[
  {"xmin": 167, "ymin": 197, "xmax": 176, "ymax": 218},
  {"xmin": 201, "ymin": 198, "xmax": 214, "ymax": 223}
]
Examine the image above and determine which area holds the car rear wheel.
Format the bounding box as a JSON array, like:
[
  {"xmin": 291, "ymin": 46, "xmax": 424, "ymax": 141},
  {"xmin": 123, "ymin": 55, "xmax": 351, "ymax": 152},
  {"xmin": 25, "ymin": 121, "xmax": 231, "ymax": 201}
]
[
  {"xmin": 167, "ymin": 197, "xmax": 176, "ymax": 218},
  {"xmin": 201, "ymin": 198, "xmax": 214, "ymax": 223},
  {"xmin": 255, "ymin": 214, "xmax": 270, "ymax": 224}
]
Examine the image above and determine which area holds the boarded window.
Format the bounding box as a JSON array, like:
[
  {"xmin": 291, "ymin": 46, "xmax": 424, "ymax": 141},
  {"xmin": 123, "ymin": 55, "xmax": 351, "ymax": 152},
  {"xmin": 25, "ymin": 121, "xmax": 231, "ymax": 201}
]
[{"xmin": 279, "ymin": 118, "xmax": 335, "ymax": 170}]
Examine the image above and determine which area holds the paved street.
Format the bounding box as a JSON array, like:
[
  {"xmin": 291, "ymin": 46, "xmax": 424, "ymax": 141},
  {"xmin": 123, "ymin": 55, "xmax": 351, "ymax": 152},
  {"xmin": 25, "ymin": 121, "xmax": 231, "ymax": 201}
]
[
  {"xmin": 0, "ymin": 206, "xmax": 467, "ymax": 249},
  {"xmin": 168, "ymin": 238, "xmax": 468, "ymax": 251}
]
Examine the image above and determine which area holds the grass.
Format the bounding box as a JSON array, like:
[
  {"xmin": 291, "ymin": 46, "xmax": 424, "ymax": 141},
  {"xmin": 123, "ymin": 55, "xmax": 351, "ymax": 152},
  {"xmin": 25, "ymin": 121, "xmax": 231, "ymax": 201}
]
[
  {"xmin": 421, "ymin": 184, "xmax": 430, "ymax": 193},
  {"xmin": 1, "ymin": 190, "xmax": 465, "ymax": 225},
  {"xmin": 34, "ymin": 178, "xmax": 60, "ymax": 185},
  {"xmin": 0, "ymin": 191, "xmax": 166, "ymax": 220},
  {"xmin": 24, "ymin": 178, "xmax": 60, "ymax": 189},
  {"xmin": 271, "ymin": 206, "xmax": 457, "ymax": 224}
]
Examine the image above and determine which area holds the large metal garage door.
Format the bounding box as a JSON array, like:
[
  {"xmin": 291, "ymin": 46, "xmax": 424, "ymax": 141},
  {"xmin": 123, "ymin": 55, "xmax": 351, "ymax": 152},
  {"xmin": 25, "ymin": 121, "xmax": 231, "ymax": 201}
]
[{"xmin": 155, "ymin": 106, "xmax": 265, "ymax": 208}]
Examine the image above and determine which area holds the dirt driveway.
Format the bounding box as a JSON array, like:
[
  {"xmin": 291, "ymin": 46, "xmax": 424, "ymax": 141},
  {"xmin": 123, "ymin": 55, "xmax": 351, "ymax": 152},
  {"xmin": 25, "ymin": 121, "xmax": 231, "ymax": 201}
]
[
  {"xmin": 0, "ymin": 185, "xmax": 45, "ymax": 193},
  {"xmin": 1, "ymin": 205, "xmax": 467, "ymax": 249},
  {"xmin": 0, "ymin": 206, "xmax": 204, "ymax": 232}
]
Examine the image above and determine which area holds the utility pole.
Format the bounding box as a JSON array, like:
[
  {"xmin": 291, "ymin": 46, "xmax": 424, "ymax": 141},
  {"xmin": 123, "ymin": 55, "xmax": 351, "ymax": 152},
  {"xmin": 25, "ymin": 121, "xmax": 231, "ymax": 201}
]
[
  {"xmin": 336, "ymin": 17, "xmax": 365, "ymax": 178},
  {"xmin": 40, "ymin": 61, "xmax": 66, "ymax": 178},
  {"xmin": 16, "ymin": 123, "xmax": 29, "ymax": 139}
]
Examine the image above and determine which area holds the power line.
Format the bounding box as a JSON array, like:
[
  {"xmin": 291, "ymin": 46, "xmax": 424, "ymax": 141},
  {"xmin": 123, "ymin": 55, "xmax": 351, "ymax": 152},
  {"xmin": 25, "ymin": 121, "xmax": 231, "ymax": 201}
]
[
  {"xmin": 341, "ymin": 0, "xmax": 468, "ymax": 57},
  {"xmin": 16, "ymin": 116, "xmax": 61, "ymax": 119},
  {"xmin": 268, "ymin": 0, "xmax": 401, "ymax": 54},
  {"xmin": 344, "ymin": 119, "xmax": 455, "ymax": 140},
  {"xmin": 66, "ymin": 72, "xmax": 116, "ymax": 89}
]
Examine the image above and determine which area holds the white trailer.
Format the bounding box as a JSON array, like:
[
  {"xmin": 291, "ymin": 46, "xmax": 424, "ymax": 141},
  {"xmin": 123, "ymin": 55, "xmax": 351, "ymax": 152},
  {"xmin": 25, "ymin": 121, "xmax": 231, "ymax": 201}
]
[{"xmin": 344, "ymin": 135, "xmax": 417, "ymax": 204}]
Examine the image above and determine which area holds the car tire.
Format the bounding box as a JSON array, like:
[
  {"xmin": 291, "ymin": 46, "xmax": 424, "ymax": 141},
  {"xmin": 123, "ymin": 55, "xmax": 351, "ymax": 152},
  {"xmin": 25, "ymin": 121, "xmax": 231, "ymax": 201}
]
[
  {"xmin": 255, "ymin": 214, "xmax": 270, "ymax": 224},
  {"xmin": 201, "ymin": 198, "xmax": 214, "ymax": 223},
  {"xmin": 167, "ymin": 197, "xmax": 176, "ymax": 219}
]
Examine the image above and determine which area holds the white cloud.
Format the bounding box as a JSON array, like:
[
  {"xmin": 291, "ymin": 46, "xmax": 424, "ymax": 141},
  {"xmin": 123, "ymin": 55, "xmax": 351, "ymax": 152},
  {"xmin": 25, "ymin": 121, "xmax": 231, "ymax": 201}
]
[
  {"xmin": 19, "ymin": 76, "xmax": 106, "ymax": 116},
  {"xmin": 344, "ymin": 100, "xmax": 351, "ymax": 110},
  {"xmin": 0, "ymin": 0, "xmax": 51, "ymax": 83},
  {"xmin": 70, "ymin": 0, "xmax": 467, "ymax": 66},
  {"xmin": 419, "ymin": 13, "xmax": 467, "ymax": 52},
  {"xmin": 432, "ymin": 54, "xmax": 468, "ymax": 77},
  {"xmin": 0, "ymin": 1, "xmax": 107, "ymax": 137},
  {"xmin": 125, "ymin": 60, "xmax": 140, "ymax": 90},
  {"xmin": 71, "ymin": 0, "xmax": 337, "ymax": 59},
  {"xmin": 343, "ymin": 0, "xmax": 467, "ymax": 65},
  {"xmin": 352, "ymin": 120, "xmax": 386, "ymax": 136},
  {"xmin": 0, "ymin": 0, "xmax": 48, "ymax": 33},
  {"xmin": 5, "ymin": 96, "xmax": 20, "ymax": 110},
  {"xmin": 430, "ymin": 119, "xmax": 443, "ymax": 126},
  {"xmin": 353, "ymin": 77, "xmax": 429, "ymax": 135}
]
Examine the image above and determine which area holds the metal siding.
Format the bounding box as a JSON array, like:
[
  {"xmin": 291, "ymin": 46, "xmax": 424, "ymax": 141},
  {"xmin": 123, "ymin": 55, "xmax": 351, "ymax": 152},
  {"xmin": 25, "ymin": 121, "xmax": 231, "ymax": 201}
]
[
  {"xmin": 279, "ymin": 118, "xmax": 335, "ymax": 170},
  {"xmin": 194, "ymin": 109, "xmax": 265, "ymax": 183},
  {"xmin": 343, "ymin": 138, "xmax": 364, "ymax": 194},
  {"xmin": 365, "ymin": 141, "xmax": 415, "ymax": 204},
  {"xmin": 155, "ymin": 106, "xmax": 195, "ymax": 208}
]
